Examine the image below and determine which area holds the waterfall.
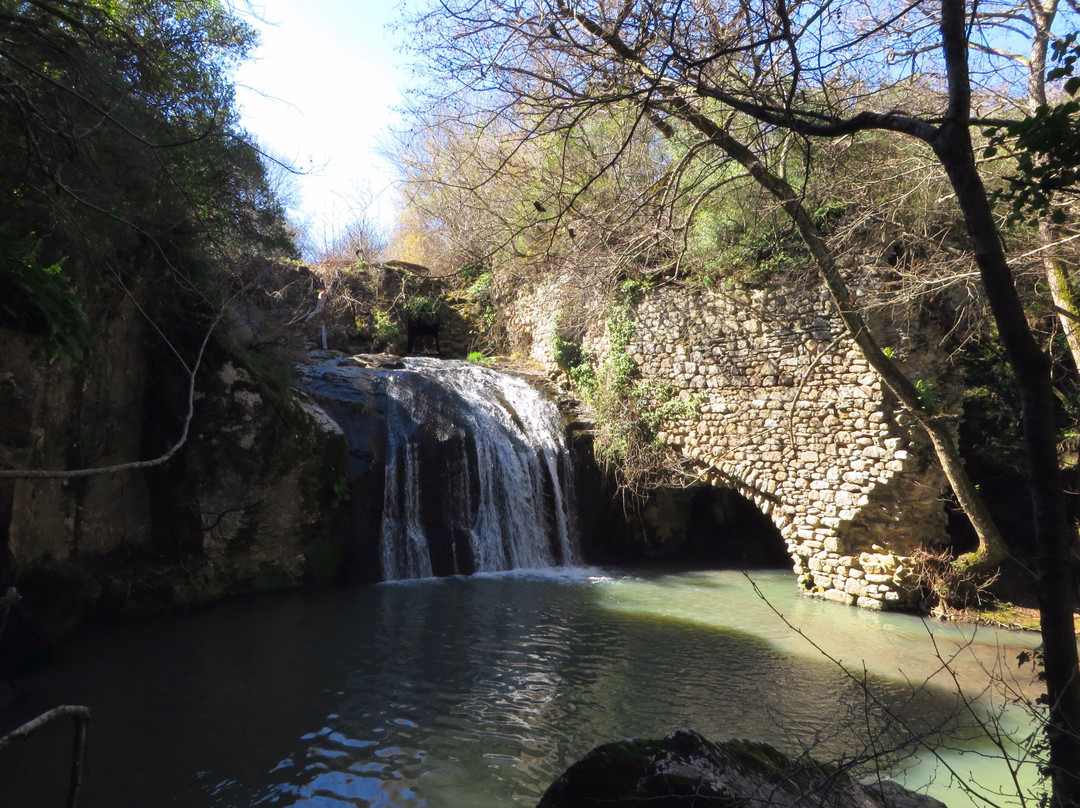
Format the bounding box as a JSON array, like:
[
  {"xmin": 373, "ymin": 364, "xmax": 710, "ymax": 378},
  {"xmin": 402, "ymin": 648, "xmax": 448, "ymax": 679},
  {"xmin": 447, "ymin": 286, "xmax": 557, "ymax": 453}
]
[{"xmin": 297, "ymin": 355, "xmax": 580, "ymax": 580}]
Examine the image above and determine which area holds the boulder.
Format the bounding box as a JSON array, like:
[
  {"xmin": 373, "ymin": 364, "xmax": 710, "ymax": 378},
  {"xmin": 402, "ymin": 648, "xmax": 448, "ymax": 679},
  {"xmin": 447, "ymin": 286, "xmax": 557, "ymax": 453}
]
[{"xmin": 537, "ymin": 729, "xmax": 947, "ymax": 808}]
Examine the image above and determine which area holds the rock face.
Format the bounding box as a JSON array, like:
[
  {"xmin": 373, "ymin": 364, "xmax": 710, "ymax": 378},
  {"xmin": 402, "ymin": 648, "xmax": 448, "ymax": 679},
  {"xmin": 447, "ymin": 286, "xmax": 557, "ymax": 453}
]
[
  {"xmin": 512, "ymin": 276, "xmax": 959, "ymax": 609},
  {"xmin": 538, "ymin": 729, "xmax": 947, "ymax": 808},
  {"xmin": 0, "ymin": 313, "xmax": 348, "ymax": 661}
]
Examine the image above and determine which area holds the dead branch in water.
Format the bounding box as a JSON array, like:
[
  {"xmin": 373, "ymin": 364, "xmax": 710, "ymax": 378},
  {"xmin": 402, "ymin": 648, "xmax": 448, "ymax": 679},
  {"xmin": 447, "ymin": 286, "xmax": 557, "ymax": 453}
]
[{"xmin": 0, "ymin": 705, "xmax": 91, "ymax": 808}]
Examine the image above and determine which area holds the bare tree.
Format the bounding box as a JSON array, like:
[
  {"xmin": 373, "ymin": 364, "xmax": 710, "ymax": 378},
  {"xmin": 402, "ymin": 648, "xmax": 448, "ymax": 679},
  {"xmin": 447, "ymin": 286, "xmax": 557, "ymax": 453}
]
[
  {"xmin": 869, "ymin": 0, "xmax": 1080, "ymax": 369},
  {"xmin": 402, "ymin": 0, "xmax": 1080, "ymax": 803},
  {"xmin": 314, "ymin": 182, "xmax": 390, "ymax": 264},
  {"xmin": 403, "ymin": 3, "xmax": 1007, "ymax": 553}
]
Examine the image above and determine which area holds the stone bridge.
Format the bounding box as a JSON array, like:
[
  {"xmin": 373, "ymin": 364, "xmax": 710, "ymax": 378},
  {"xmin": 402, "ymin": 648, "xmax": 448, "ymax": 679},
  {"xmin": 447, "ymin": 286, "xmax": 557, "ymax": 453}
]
[{"xmin": 511, "ymin": 279, "xmax": 955, "ymax": 610}]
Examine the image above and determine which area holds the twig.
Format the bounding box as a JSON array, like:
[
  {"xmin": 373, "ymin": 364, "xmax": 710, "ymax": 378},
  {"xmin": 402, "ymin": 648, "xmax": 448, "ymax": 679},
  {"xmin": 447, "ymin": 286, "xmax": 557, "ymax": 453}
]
[
  {"xmin": 1013, "ymin": 231, "xmax": 1080, "ymax": 261},
  {"xmin": 0, "ymin": 309, "xmax": 221, "ymax": 479},
  {"xmin": 743, "ymin": 572, "xmax": 1025, "ymax": 808},
  {"xmin": 0, "ymin": 705, "xmax": 91, "ymax": 808}
]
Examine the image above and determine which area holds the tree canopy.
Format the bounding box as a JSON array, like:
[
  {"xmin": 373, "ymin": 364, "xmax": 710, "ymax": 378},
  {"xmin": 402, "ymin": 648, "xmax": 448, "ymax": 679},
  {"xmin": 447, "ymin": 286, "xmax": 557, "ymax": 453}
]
[{"xmin": 0, "ymin": 0, "xmax": 296, "ymax": 359}]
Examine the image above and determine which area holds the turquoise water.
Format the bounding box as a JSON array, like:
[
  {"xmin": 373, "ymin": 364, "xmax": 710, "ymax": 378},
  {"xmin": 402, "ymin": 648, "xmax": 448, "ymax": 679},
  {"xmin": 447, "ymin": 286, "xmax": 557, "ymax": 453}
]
[{"xmin": 1, "ymin": 569, "xmax": 1047, "ymax": 807}]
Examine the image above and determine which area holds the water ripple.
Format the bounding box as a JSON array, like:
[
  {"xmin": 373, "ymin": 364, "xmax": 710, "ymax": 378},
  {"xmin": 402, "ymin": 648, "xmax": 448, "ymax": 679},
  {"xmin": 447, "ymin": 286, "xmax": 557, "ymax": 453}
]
[{"xmin": 2, "ymin": 570, "xmax": 1041, "ymax": 808}]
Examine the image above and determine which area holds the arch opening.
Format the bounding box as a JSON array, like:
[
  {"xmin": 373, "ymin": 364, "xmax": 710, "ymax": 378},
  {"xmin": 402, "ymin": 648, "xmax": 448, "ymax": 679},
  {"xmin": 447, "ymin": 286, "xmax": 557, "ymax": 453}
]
[
  {"xmin": 684, "ymin": 487, "xmax": 790, "ymax": 568},
  {"xmin": 632, "ymin": 484, "xmax": 790, "ymax": 569}
]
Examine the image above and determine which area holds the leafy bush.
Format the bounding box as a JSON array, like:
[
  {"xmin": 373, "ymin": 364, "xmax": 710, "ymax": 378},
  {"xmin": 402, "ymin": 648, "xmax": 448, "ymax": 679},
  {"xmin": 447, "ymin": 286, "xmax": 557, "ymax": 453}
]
[
  {"xmin": 553, "ymin": 298, "xmax": 700, "ymax": 498},
  {"xmin": 403, "ymin": 295, "xmax": 440, "ymax": 323},
  {"xmin": 371, "ymin": 307, "xmax": 402, "ymax": 345},
  {"xmin": 465, "ymin": 271, "xmax": 493, "ymax": 298},
  {"xmin": 0, "ymin": 232, "xmax": 90, "ymax": 362}
]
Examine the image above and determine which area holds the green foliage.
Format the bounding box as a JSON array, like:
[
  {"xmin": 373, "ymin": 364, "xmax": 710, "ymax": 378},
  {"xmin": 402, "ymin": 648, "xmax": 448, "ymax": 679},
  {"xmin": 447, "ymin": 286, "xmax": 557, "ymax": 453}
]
[
  {"xmin": 552, "ymin": 334, "xmax": 588, "ymax": 371},
  {"xmin": 1059, "ymin": 394, "xmax": 1080, "ymax": 460},
  {"xmin": 403, "ymin": 295, "xmax": 440, "ymax": 323},
  {"xmin": 330, "ymin": 475, "xmax": 351, "ymax": 508},
  {"xmin": 554, "ymin": 298, "xmax": 701, "ymax": 496},
  {"xmin": 465, "ymin": 271, "xmax": 493, "ymax": 298},
  {"xmin": 467, "ymin": 350, "xmax": 492, "ymax": 365},
  {"xmin": 604, "ymin": 300, "xmax": 638, "ymax": 396},
  {"xmin": 811, "ymin": 202, "xmax": 847, "ymax": 230},
  {"xmin": 957, "ymin": 332, "xmax": 1025, "ymax": 472},
  {"xmin": 1049, "ymin": 33, "xmax": 1080, "ymax": 90},
  {"xmin": 685, "ymin": 186, "xmax": 809, "ymax": 286},
  {"xmin": 236, "ymin": 346, "xmax": 293, "ymax": 401},
  {"xmin": 552, "ymin": 333, "xmax": 598, "ymax": 398},
  {"xmin": 617, "ymin": 278, "xmax": 650, "ymax": 306},
  {"xmin": 986, "ymin": 34, "xmax": 1080, "ymax": 223},
  {"xmin": 371, "ymin": 307, "xmax": 403, "ymax": 343},
  {"xmin": 986, "ymin": 105, "xmax": 1080, "ymax": 223},
  {"xmin": 0, "ymin": 231, "xmax": 90, "ymax": 361},
  {"xmin": 0, "ymin": 0, "xmax": 298, "ymax": 358},
  {"xmin": 914, "ymin": 379, "xmax": 941, "ymax": 412},
  {"xmin": 461, "ymin": 279, "xmax": 500, "ymax": 353},
  {"xmin": 303, "ymin": 531, "xmax": 348, "ymax": 585},
  {"xmin": 252, "ymin": 562, "xmax": 293, "ymax": 592}
]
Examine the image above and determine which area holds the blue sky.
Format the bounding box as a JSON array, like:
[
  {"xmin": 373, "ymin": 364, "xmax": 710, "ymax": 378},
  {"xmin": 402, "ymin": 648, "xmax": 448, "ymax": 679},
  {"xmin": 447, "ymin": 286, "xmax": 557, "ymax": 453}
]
[{"xmin": 233, "ymin": 0, "xmax": 411, "ymax": 250}]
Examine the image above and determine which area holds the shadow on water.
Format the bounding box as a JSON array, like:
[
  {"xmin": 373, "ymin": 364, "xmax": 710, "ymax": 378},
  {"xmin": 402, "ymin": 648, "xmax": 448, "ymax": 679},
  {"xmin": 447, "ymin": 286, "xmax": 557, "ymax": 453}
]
[{"xmin": 0, "ymin": 569, "xmax": 1044, "ymax": 808}]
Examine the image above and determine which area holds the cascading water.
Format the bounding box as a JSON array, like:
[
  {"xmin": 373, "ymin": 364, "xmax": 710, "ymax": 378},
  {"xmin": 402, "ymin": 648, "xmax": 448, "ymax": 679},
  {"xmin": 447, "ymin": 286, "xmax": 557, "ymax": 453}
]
[{"xmin": 297, "ymin": 354, "xmax": 580, "ymax": 580}]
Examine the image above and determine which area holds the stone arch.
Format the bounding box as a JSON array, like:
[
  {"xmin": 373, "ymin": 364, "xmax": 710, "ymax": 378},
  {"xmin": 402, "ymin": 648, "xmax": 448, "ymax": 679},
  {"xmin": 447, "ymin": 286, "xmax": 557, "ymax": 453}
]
[{"xmin": 515, "ymin": 276, "xmax": 958, "ymax": 610}]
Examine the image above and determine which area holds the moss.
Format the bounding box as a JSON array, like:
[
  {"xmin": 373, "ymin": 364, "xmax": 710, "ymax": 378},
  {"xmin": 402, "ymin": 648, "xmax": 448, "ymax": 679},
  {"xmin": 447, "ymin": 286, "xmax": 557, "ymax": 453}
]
[
  {"xmin": 7, "ymin": 561, "xmax": 105, "ymax": 662},
  {"xmin": 238, "ymin": 347, "xmax": 293, "ymax": 401},
  {"xmin": 724, "ymin": 738, "xmax": 795, "ymax": 773},
  {"xmin": 538, "ymin": 730, "xmax": 873, "ymax": 808},
  {"xmin": 724, "ymin": 738, "xmax": 846, "ymax": 792},
  {"xmin": 17, "ymin": 561, "xmax": 102, "ymax": 604},
  {"xmin": 968, "ymin": 601, "xmax": 1047, "ymax": 631},
  {"xmin": 187, "ymin": 582, "xmax": 227, "ymax": 606},
  {"xmin": 251, "ymin": 562, "xmax": 293, "ymax": 592},
  {"xmin": 303, "ymin": 532, "xmax": 348, "ymax": 585}
]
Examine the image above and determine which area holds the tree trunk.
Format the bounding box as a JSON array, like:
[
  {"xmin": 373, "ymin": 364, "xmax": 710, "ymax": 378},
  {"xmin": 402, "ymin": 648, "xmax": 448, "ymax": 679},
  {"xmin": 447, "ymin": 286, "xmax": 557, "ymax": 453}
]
[
  {"xmin": 0, "ymin": 705, "xmax": 90, "ymax": 808},
  {"xmin": 563, "ymin": 2, "xmax": 1009, "ymax": 568},
  {"xmin": 561, "ymin": 2, "xmax": 1076, "ymax": 797},
  {"xmin": 936, "ymin": 126, "xmax": 1080, "ymax": 808},
  {"xmin": 1041, "ymin": 222, "xmax": 1080, "ymax": 371},
  {"xmin": 1025, "ymin": 0, "xmax": 1080, "ymax": 373},
  {"xmin": 936, "ymin": 2, "xmax": 1080, "ymax": 800}
]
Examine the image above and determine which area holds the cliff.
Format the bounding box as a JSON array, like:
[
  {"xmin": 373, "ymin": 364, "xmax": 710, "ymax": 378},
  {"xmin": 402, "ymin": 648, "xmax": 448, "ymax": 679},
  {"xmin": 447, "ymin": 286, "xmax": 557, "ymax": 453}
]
[{"xmin": 0, "ymin": 281, "xmax": 348, "ymax": 666}]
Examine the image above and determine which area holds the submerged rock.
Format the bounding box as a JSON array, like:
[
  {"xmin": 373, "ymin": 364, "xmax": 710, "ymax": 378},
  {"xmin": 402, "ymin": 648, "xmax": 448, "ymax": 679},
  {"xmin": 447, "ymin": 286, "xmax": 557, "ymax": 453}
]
[{"xmin": 537, "ymin": 729, "xmax": 947, "ymax": 808}]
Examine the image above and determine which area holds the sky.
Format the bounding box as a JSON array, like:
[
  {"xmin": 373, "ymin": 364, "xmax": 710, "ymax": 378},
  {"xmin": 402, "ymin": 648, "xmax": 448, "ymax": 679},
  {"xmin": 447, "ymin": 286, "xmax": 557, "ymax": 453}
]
[{"xmin": 232, "ymin": 0, "xmax": 413, "ymax": 253}]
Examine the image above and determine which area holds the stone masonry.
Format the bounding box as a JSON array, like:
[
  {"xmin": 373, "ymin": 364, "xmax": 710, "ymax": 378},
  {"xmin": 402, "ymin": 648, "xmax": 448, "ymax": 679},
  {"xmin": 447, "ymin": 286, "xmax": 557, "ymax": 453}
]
[{"xmin": 510, "ymin": 278, "xmax": 954, "ymax": 610}]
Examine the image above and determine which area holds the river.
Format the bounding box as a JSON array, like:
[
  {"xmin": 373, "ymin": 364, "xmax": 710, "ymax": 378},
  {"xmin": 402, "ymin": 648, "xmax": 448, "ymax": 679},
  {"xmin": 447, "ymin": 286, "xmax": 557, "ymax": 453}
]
[{"xmin": 0, "ymin": 568, "xmax": 1046, "ymax": 808}]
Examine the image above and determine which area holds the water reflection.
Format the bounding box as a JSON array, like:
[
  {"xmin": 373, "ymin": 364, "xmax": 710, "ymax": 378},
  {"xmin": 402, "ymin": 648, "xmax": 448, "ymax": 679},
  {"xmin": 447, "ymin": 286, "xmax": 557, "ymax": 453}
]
[{"xmin": 1, "ymin": 569, "xmax": 1046, "ymax": 808}]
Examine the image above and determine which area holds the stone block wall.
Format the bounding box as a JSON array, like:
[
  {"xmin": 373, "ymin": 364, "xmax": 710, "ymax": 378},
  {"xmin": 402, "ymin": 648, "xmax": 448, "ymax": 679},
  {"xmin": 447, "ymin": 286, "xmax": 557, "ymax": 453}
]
[{"xmin": 510, "ymin": 278, "xmax": 953, "ymax": 609}]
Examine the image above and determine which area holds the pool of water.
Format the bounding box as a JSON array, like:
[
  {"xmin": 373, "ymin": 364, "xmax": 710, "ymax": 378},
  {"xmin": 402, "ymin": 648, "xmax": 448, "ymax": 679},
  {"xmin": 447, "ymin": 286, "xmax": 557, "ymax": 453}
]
[{"xmin": 0, "ymin": 569, "xmax": 1048, "ymax": 808}]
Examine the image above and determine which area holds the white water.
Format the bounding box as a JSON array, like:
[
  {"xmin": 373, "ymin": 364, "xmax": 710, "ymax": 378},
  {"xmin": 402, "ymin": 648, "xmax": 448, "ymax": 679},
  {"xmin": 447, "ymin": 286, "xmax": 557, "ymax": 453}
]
[{"xmin": 380, "ymin": 358, "xmax": 579, "ymax": 580}]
